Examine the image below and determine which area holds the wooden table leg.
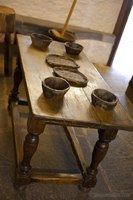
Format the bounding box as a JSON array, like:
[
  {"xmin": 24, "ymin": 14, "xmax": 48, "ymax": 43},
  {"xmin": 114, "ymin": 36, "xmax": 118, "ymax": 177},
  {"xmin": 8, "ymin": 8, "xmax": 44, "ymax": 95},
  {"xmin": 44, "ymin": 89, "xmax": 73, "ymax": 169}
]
[
  {"xmin": 82, "ymin": 128, "xmax": 118, "ymax": 188},
  {"xmin": 4, "ymin": 33, "xmax": 13, "ymax": 76},
  {"xmin": 16, "ymin": 114, "xmax": 45, "ymax": 187},
  {"xmin": 8, "ymin": 56, "xmax": 22, "ymax": 105},
  {"xmin": 15, "ymin": 132, "xmax": 39, "ymax": 186}
]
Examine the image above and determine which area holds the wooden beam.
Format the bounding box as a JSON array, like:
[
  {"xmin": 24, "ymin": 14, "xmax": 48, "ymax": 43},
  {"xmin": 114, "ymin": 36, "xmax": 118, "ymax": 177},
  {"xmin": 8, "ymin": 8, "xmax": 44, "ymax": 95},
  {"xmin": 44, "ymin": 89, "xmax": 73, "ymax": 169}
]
[
  {"xmin": 64, "ymin": 126, "xmax": 87, "ymax": 174},
  {"xmin": 10, "ymin": 102, "xmax": 23, "ymax": 166},
  {"xmin": 107, "ymin": 0, "xmax": 133, "ymax": 66},
  {"xmin": 31, "ymin": 171, "xmax": 82, "ymax": 184}
]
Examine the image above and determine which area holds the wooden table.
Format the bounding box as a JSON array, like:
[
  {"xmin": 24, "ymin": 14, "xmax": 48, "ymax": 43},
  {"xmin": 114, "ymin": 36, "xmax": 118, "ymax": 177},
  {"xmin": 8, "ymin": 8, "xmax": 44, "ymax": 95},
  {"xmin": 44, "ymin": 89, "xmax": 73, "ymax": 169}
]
[{"xmin": 9, "ymin": 34, "xmax": 133, "ymax": 189}]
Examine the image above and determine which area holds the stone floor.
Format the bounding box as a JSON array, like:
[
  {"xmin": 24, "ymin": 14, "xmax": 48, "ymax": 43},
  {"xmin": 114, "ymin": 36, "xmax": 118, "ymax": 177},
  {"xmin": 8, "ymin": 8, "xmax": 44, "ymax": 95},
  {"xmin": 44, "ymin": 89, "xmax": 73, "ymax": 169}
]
[{"xmin": 0, "ymin": 54, "xmax": 133, "ymax": 200}]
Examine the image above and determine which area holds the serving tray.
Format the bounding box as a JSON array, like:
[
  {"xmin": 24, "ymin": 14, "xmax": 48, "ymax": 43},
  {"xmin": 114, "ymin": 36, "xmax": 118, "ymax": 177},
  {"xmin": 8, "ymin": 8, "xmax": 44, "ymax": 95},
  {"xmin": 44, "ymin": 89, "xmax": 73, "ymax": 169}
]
[
  {"xmin": 53, "ymin": 67, "xmax": 88, "ymax": 87},
  {"xmin": 46, "ymin": 54, "xmax": 79, "ymax": 69}
]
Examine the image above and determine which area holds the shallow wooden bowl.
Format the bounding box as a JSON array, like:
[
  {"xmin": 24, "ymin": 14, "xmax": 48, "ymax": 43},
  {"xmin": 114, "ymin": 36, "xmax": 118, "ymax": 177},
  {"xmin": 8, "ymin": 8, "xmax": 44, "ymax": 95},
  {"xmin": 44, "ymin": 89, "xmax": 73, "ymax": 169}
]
[
  {"xmin": 31, "ymin": 33, "xmax": 52, "ymax": 51},
  {"xmin": 65, "ymin": 42, "xmax": 83, "ymax": 55},
  {"xmin": 48, "ymin": 29, "xmax": 75, "ymax": 42},
  {"xmin": 91, "ymin": 89, "xmax": 118, "ymax": 110},
  {"xmin": 42, "ymin": 77, "xmax": 70, "ymax": 100}
]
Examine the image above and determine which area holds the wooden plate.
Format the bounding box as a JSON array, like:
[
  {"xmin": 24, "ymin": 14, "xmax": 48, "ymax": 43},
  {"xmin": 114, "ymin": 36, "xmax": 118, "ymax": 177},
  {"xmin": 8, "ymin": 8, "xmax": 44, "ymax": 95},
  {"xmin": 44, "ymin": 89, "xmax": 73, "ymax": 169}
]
[
  {"xmin": 46, "ymin": 54, "xmax": 79, "ymax": 69},
  {"xmin": 53, "ymin": 67, "xmax": 88, "ymax": 87}
]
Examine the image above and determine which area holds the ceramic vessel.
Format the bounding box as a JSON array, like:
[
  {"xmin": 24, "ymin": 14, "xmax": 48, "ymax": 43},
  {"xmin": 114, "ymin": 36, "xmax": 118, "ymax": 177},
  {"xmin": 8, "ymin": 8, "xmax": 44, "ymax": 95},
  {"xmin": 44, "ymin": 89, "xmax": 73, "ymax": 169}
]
[
  {"xmin": 42, "ymin": 77, "xmax": 70, "ymax": 100},
  {"xmin": 91, "ymin": 88, "xmax": 118, "ymax": 110},
  {"xmin": 31, "ymin": 33, "xmax": 52, "ymax": 51},
  {"xmin": 65, "ymin": 42, "xmax": 83, "ymax": 55}
]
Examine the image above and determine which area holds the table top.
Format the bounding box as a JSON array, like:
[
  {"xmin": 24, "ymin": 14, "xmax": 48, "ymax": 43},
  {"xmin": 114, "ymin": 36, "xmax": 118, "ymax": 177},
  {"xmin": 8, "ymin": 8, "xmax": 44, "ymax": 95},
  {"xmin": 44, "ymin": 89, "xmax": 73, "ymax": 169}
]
[{"xmin": 17, "ymin": 34, "xmax": 133, "ymax": 131}]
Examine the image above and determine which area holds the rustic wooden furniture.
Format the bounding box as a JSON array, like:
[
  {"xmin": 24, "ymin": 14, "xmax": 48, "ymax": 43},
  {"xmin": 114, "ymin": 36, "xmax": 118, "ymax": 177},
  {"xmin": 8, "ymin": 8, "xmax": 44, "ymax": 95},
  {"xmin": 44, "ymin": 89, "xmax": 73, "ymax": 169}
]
[
  {"xmin": 126, "ymin": 76, "xmax": 133, "ymax": 103},
  {"xmin": 0, "ymin": 6, "xmax": 15, "ymax": 76},
  {"xmin": 9, "ymin": 34, "xmax": 133, "ymax": 189}
]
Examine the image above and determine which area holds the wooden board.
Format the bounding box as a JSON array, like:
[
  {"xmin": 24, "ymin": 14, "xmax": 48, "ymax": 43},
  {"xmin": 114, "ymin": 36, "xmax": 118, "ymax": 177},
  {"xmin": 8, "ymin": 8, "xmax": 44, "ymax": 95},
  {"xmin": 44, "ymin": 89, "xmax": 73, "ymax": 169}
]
[
  {"xmin": 53, "ymin": 67, "xmax": 88, "ymax": 87},
  {"xmin": 46, "ymin": 54, "xmax": 79, "ymax": 69}
]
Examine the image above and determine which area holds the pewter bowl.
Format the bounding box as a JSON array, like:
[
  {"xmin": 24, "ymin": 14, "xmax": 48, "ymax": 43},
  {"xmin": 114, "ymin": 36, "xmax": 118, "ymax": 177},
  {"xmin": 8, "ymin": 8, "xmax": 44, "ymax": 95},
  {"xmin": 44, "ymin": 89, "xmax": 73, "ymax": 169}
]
[
  {"xmin": 31, "ymin": 33, "xmax": 52, "ymax": 51},
  {"xmin": 42, "ymin": 77, "xmax": 70, "ymax": 100},
  {"xmin": 91, "ymin": 89, "xmax": 118, "ymax": 110}
]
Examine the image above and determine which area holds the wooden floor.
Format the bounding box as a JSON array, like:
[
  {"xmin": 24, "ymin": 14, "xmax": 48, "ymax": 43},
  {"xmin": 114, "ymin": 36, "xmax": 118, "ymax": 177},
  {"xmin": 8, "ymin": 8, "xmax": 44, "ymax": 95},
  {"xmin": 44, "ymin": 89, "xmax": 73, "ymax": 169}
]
[{"xmin": 0, "ymin": 55, "xmax": 133, "ymax": 200}]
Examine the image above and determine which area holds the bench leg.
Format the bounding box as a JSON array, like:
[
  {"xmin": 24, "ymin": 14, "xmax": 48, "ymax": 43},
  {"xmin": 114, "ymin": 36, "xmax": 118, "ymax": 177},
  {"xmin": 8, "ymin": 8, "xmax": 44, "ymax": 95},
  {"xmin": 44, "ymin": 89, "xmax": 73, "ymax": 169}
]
[{"xmin": 4, "ymin": 33, "xmax": 13, "ymax": 76}]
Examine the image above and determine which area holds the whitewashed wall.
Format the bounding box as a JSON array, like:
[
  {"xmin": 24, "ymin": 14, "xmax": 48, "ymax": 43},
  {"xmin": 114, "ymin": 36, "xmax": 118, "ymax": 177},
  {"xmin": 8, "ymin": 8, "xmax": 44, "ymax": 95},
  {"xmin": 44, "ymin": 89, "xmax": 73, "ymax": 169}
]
[
  {"xmin": 0, "ymin": 0, "xmax": 124, "ymax": 64},
  {"xmin": 1, "ymin": 0, "xmax": 123, "ymax": 33}
]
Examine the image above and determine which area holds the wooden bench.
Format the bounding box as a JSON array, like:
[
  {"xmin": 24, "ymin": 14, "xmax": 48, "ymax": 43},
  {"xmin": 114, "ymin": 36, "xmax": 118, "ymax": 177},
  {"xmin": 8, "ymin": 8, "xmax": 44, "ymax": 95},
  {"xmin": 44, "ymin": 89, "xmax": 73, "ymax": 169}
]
[
  {"xmin": 126, "ymin": 76, "xmax": 133, "ymax": 103},
  {"xmin": 0, "ymin": 6, "xmax": 15, "ymax": 76}
]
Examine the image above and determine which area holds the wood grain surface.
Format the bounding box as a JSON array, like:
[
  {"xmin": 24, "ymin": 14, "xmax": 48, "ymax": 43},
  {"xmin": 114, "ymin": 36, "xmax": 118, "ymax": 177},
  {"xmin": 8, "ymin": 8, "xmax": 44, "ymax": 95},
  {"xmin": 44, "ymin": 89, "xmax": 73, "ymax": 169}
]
[{"xmin": 17, "ymin": 34, "xmax": 133, "ymax": 131}]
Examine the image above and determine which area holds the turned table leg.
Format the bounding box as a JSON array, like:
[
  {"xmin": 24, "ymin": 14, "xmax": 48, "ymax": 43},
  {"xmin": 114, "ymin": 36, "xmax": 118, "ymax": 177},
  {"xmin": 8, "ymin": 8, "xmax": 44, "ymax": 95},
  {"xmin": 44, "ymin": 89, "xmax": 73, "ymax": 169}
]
[
  {"xmin": 20, "ymin": 133, "xmax": 39, "ymax": 174},
  {"xmin": 8, "ymin": 56, "xmax": 22, "ymax": 105},
  {"xmin": 16, "ymin": 114, "xmax": 45, "ymax": 186},
  {"xmin": 82, "ymin": 128, "xmax": 118, "ymax": 188},
  {"xmin": 15, "ymin": 132, "xmax": 40, "ymax": 186}
]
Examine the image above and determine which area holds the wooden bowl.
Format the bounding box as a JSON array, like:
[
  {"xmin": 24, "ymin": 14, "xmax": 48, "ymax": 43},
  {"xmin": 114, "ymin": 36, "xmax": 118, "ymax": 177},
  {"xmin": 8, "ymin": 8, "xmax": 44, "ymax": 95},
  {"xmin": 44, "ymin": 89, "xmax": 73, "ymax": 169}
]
[
  {"xmin": 91, "ymin": 89, "xmax": 118, "ymax": 110},
  {"xmin": 48, "ymin": 29, "xmax": 75, "ymax": 42},
  {"xmin": 42, "ymin": 77, "xmax": 70, "ymax": 100},
  {"xmin": 65, "ymin": 42, "xmax": 83, "ymax": 55},
  {"xmin": 31, "ymin": 33, "xmax": 52, "ymax": 51}
]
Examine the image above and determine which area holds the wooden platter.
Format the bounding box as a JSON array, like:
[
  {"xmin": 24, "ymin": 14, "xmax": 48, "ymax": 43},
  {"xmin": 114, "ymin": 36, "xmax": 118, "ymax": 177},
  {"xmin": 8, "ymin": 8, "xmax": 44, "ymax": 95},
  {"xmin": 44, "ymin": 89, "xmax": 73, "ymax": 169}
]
[
  {"xmin": 45, "ymin": 54, "xmax": 79, "ymax": 69},
  {"xmin": 53, "ymin": 67, "xmax": 88, "ymax": 87}
]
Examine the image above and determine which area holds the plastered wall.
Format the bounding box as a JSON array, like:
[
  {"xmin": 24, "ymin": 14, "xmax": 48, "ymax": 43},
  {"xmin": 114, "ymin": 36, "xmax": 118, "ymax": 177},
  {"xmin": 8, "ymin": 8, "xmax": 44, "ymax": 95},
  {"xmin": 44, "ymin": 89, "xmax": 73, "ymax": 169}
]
[
  {"xmin": 0, "ymin": 0, "xmax": 123, "ymax": 33},
  {"xmin": 0, "ymin": 0, "xmax": 124, "ymax": 64}
]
